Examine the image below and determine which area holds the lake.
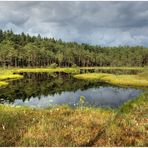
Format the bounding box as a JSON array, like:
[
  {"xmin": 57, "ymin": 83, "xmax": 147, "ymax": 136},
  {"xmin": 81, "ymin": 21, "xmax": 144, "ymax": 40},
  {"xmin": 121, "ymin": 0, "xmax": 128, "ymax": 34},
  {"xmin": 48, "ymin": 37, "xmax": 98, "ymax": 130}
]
[{"xmin": 0, "ymin": 72, "xmax": 143, "ymax": 108}]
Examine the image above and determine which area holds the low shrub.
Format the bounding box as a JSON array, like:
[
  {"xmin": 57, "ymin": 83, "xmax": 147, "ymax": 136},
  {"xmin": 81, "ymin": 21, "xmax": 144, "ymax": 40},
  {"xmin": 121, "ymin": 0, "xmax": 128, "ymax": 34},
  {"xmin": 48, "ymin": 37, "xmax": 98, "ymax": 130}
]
[{"xmin": 49, "ymin": 63, "xmax": 58, "ymax": 68}]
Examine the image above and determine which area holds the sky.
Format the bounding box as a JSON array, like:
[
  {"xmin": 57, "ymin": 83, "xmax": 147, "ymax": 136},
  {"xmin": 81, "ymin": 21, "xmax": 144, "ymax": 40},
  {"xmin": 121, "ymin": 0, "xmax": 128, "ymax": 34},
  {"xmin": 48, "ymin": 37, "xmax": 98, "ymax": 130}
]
[{"xmin": 0, "ymin": 1, "xmax": 148, "ymax": 46}]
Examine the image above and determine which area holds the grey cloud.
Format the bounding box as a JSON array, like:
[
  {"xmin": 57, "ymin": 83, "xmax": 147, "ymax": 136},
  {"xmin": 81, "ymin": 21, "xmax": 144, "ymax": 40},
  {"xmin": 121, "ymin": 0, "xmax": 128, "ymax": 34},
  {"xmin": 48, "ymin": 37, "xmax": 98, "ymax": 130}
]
[{"xmin": 0, "ymin": 1, "xmax": 148, "ymax": 46}]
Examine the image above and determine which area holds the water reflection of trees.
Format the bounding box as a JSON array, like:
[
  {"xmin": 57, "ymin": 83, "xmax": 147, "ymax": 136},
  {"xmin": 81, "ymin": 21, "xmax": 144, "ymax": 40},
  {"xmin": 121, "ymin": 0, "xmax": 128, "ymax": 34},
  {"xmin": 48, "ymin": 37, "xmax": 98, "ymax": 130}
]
[
  {"xmin": 0, "ymin": 72, "xmax": 109, "ymax": 103},
  {"xmin": 80, "ymin": 69, "xmax": 141, "ymax": 75}
]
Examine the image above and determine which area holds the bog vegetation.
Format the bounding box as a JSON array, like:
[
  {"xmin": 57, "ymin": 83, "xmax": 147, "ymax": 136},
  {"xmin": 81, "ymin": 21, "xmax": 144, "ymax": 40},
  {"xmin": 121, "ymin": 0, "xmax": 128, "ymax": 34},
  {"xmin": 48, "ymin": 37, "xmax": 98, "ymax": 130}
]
[
  {"xmin": 74, "ymin": 71, "xmax": 148, "ymax": 87},
  {"xmin": 0, "ymin": 93, "xmax": 147, "ymax": 146},
  {"xmin": 0, "ymin": 30, "xmax": 148, "ymax": 67}
]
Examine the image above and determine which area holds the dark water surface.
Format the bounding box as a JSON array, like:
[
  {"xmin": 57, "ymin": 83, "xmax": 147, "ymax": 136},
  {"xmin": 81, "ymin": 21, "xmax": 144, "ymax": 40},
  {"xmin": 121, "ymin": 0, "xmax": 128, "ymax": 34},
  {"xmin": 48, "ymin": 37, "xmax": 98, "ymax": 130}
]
[
  {"xmin": 0, "ymin": 72, "xmax": 143, "ymax": 108},
  {"xmin": 80, "ymin": 69, "xmax": 142, "ymax": 74}
]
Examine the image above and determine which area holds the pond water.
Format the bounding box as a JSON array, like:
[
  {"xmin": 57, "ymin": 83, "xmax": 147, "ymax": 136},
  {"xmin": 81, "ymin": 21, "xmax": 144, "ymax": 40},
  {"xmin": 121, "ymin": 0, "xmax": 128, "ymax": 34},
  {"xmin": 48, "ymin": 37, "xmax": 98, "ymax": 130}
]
[{"xmin": 0, "ymin": 72, "xmax": 143, "ymax": 108}]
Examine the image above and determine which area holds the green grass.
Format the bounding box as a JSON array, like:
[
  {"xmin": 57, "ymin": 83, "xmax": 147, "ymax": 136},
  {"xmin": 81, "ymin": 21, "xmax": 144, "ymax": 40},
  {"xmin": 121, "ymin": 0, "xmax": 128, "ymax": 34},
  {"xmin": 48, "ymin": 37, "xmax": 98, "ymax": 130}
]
[
  {"xmin": 0, "ymin": 74, "xmax": 23, "ymax": 80},
  {"xmin": 0, "ymin": 81, "xmax": 8, "ymax": 87},
  {"xmin": 74, "ymin": 72, "xmax": 148, "ymax": 87},
  {"xmin": 0, "ymin": 69, "xmax": 24, "ymax": 86},
  {"xmin": 0, "ymin": 93, "xmax": 147, "ymax": 146},
  {"xmin": 12, "ymin": 67, "xmax": 79, "ymax": 74}
]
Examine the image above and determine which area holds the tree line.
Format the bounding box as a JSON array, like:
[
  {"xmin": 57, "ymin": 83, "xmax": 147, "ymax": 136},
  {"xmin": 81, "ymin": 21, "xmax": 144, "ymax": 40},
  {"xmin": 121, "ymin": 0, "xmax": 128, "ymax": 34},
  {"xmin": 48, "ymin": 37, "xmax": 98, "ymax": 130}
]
[{"xmin": 0, "ymin": 29, "xmax": 148, "ymax": 67}]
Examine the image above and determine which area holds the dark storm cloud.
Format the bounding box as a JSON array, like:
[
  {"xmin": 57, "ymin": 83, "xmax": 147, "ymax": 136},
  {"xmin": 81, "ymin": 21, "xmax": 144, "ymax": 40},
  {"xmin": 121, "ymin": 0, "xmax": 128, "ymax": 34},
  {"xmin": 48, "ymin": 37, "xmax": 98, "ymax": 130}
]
[{"xmin": 0, "ymin": 1, "xmax": 148, "ymax": 46}]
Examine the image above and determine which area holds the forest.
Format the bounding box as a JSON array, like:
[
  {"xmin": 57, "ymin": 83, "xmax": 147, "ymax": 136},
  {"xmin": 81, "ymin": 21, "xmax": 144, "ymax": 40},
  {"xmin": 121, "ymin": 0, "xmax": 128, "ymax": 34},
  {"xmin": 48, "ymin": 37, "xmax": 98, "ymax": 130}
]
[{"xmin": 0, "ymin": 29, "xmax": 148, "ymax": 67}]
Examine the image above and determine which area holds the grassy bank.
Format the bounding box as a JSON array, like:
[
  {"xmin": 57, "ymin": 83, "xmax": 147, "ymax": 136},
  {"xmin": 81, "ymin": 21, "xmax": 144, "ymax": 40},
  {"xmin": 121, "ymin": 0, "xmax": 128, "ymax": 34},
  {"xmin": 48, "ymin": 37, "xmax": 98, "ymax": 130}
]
[
  {"xmin": 74, "ymin": 71, "xmax": 148, "ymax": 87},
  {"xmin": 80, "ymin": 66, "xmax": 147, "ymax": 70},
  {"xmin": 0, "ymin": 69, "xmax": 24, "ymax": 87},
  {"xmin": 0, "ymin": 67, "xmax": 79, "ymax": 87},
  {"xmin": 0, "ymin": 81, "xmax": 8, "ymax": 87},
  {"xmin": 12, "ymin": 67, "xmax": 79, "ymax": 74},
  {"xmin": 0, "ymin": 93, "xmax": 147, "ymax": 146}
]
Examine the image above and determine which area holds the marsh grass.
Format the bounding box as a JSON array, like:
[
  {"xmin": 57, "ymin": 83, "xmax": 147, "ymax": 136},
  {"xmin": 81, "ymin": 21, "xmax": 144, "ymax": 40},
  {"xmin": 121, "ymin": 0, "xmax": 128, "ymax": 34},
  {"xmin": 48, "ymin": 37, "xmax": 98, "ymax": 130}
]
[
  {"xmin": 0, "ymin": 105, "xmax": 114, "ymax": 146},
  {"xmin": 0, "ymin": 69, "xmax": 23, "ymax": 86},
  {"xmin": 0, "ymin": 93, "xmax": 147, "ymax": 146},
  {"xmin": 12, "ymin": 67, "xmax": 79, "ymax": 74},
  {"xmin": 94, "ymin": 93, "xmax": 148, "ymax": 146},
  {"xmin": 74, "ymin": 72, "xmax": 148, "ymax": 87},
  {"xmin": 0, "ymin": 81, "xmax": 8, "ymax": 87}
]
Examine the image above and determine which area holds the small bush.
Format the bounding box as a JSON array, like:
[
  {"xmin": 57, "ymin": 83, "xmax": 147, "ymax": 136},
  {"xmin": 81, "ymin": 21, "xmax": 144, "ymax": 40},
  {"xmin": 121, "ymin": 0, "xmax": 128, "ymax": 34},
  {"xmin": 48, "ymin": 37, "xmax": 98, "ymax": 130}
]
[
  {"xmin": 71, "ymin": 64, "xmax": 78, "ymax": 68},
  {"xmin": 79, "ymin": 96, "xmax": 86, "ymax": 107},
  {"xmin": 49, "ymin": 63, "xmax": 58, "ymax": 68}
]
